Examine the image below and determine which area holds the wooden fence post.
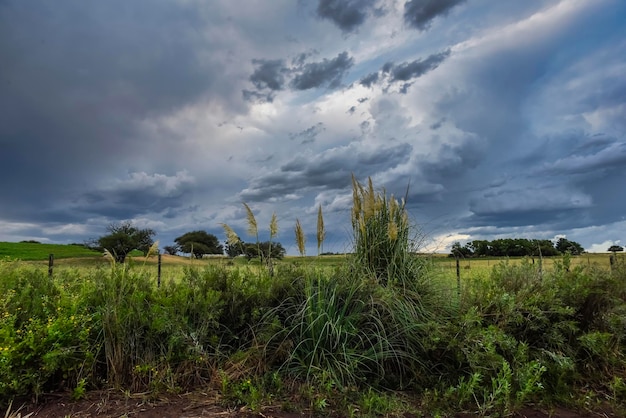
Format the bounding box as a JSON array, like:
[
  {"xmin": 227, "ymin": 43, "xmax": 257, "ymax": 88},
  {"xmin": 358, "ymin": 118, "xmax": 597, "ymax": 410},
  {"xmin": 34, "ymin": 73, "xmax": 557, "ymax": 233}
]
[
  {"xmin": 610, "ymin": 253, "xmax": 615, "ymax": 271},
  {"xmin": 157, "ymin": 253, "xmax": 162, "ymax": 288},
  {"xmin": 456, "ymin": 256, "xmax": 461, "ymax": 299},
  {"xmin": 48, "ymin": 254, "xmax": 54, "ymax": 278}
]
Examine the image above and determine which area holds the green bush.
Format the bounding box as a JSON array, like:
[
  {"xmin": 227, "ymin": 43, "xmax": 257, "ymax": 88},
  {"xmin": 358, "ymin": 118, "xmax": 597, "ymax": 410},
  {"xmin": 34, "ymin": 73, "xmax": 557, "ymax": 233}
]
[{"xmin": 0, "ymin": 262, "xmax": 94, "ymax": 401}]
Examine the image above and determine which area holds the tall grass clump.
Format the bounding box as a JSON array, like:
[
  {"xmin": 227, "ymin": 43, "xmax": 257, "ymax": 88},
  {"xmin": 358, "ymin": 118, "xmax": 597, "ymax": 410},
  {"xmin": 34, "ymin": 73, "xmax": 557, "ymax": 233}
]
[
  {"xmin": 269, "ymin": 274, "xmax": 389, "ymax": 387},
  {"xmin": 350, "ymin": 175, "xmax": 421, "ymax": 287},
  {"xmin": 260, "ymin": 177, "xmax": 454, "ymax": 392}
]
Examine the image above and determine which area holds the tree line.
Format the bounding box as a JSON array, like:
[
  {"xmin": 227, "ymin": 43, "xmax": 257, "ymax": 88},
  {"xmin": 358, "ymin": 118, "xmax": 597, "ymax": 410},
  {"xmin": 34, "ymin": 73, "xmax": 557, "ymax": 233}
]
[
  {"xmin": 450, "ymin": 237, "xmax": 585, "ymax": 258},
  {"xmin": 86, "ymin": 221, "xmax": 286, "ymax": 263},
  {"xmin": 88, "ymin": 222, "xmax": 601, "ymax": 263}
]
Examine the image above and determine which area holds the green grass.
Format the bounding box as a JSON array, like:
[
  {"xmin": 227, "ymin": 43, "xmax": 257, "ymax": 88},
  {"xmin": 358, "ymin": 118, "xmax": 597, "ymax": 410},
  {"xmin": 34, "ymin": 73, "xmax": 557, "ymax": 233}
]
[{"xmin": 0, "ymin": 242, "xmax": 101, "ymax": 260}]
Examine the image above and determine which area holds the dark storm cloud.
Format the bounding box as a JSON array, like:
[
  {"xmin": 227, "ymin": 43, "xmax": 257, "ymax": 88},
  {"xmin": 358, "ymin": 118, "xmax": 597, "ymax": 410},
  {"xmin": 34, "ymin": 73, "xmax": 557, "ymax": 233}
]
[
  {"xmin": 291, "ymin": 51, "xmax": 354, "ymax": 90},
  {"xmin": 244, "ymin": 51, "xmax": 354, "ymax": 101},
  {"xmin": 242, "ymin": 89, "xmax": 276, "ymax": 103},
  {"xmin": 73, "ymin": 171, "xmax": 196, "ymax": 219},
  {"xmin": 460, "ymin": 181, "xmax": 595, "ymax": 230},
  {"xmin": 390, "ymin": 50, "xmax": 450, "ymax": 81},
  {"xmin": 404, "ymin": 0, "xmax": 465, "ymax": 31},
  {"xmin": 249, "ymin": 59, "xmax": 288, "ymax": 91},
  {"xmin": 465, "ymin": 208, "xmax": 587, "ymax": 229},
  {"xmin": 316, "ymin": 0, "xmax": 377, "ymax": 32},
  {"xmin": 420, "ymin": 136, "xmax": 484, "ymax": 182},
  {"xmin": 539, "ymin": 141, "xmax": 626, "ymax": 176},
  {"xmin": 0, "ymin": 0, "xmax": 223, "ymax": 222},
  {"xmin": 359, "ymin": 50, "xmax": 450, "ymax": 91},
  {"xmin": 289, "ymin": 123, "xmax": 325, "ymax": 144},
  {"xmin": 239, "ymin": 141, "xmax": 412, "ymax": 201},
  {"xmin": 359, "ymin": 71, "xmax": 379, "ymax": 87}
]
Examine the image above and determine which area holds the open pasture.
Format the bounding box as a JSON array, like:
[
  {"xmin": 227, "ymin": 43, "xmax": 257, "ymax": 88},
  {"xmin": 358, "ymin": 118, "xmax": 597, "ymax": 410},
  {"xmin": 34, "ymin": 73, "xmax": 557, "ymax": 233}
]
[
  {"xmin": 425, "ymin": 252, "xmax": 621, "ymax": 278},
  {"xmin": 11, "ymin": 245, "xmax": 624, "ymax": 290},
  {"xmin": 0, "ymin": 241, "xmax": 101, "ymax": 260}
]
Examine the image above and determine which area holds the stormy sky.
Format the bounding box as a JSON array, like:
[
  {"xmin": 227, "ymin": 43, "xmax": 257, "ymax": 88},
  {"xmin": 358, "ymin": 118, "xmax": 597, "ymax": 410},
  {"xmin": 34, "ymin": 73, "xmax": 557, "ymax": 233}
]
[{"xmin": 1, "ymin": 0, "xmax": 625, "ymax": 254}]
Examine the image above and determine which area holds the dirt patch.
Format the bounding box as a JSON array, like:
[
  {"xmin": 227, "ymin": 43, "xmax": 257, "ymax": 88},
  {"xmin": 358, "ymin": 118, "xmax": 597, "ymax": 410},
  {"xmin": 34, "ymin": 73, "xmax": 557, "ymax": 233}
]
[
  {"xmin": 13, "ymin": 391, "xmax": 302, "ymax": 418},
  {"xmin": 9, "ymin": 391, "xmax": 617, "ymax": 418}
]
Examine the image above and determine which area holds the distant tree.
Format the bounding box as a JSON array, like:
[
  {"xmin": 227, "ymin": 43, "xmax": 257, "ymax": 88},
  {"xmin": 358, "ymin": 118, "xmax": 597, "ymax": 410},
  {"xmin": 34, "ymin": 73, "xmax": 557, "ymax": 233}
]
[
  {"xmin": 163, "ymin": 245, "xmax": 180, "ymax": 255},
  {"xmin": 530, "ymin": 239, "xmax": 560, "ymax": 257},
  {"xmin": 608, "ymin": 245, "xmax": 624, "ymax": 252},
  {"xmin": 449, "ymin": 242, "xmax": 473, "ymax": 258},
  {"xmin": 467, "ymin": 240, "xmax": 491, "ymax": 257},
  {"xmin": 450, "ymin": 238, "xmax": 565, "ymax": 258},
  {"xmin": 96, "ymin": 221, "xmax": 156, "ymax": 263},
  {"xmin": 555, "ymin": 238, "xmax": 584, "ymax": 255},
  {"xmin": 174, "ymin": 230, "xmax": 223, "ymax": 259},
  {"xmin": 225, "ymin": 238, "xmax": 245, "ymax": 258},
  {"xmin": 243, "ymin": 241, "xmax": 286, "ymax": 260}
]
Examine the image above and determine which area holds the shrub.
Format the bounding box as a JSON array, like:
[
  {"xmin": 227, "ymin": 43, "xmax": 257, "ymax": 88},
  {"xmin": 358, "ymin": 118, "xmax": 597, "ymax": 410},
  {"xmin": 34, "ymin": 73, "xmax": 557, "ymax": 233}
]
[{"xmin": 0, "ymin": 262, "xmax": 94, "ymax": 402}]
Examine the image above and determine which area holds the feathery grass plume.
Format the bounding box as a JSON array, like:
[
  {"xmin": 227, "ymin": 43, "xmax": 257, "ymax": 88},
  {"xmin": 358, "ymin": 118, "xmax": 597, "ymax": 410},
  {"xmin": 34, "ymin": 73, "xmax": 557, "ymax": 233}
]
[
  {"xmin": 389, "ymin": 193, "xmax": 398, "ymax": 218},
  {"xmin": 317, "ymin": 205, "xmax": 325, "ymax": 256},
  {"xmin": 388, "ymin": 220, "xmax": 398, "ymax": 241},
  {"xmin": 221, "ymin": 223, "xmax": 240, "ymax": 246},
  {"xmin": 145, "ymin": 240, "xmax": 160, "ymax": 258},
  {"xmin": 269, "ymin": 212, "xmax": 278, "ymax": 240},
  {"xmin": 243, "ymin": 203, "xmax": 258, "ymax": 240},
  {"xmin": 351, "ymin": 174, "xmax": 362, "ymax": 227},
  {"xmin": 103, "ymin": 248, "xmax": 116, "ymax": 265},
  {"xmin": 266, "ymin": 212, "xmax": 278, "ymax": 276},
  {"xmin": 363, "ymin": 176, "xmax": 376, "ymax": 220},
  {"xmin": 295, "ymin": 218, "xmax": 306, "ymax": 257}
]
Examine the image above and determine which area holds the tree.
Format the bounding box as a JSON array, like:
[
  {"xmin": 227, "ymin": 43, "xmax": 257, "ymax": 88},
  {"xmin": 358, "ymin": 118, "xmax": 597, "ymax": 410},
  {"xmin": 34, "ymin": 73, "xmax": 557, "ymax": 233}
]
[
  {"xmin": 163, "ymin": 245, "xmax": 180, "ymax": 255},
  {"xmin": 96, "ymin": 221, "xmax": 156, "ymax": 263},
  {"xmin": 243, "ymin": 241, "xmax": 286, "ymax": 260},
  {"xmin": 468, "ymin": 240, "xmax": 491, "ymax": 257},
  {"xmin": 174, "ymin": 230, "xmax": 223, "ymax": 259},
  {"xmin": 449, "ymin": 242, "xmax": 472, "ymax": 258},
  {"xmin": 608, "ymin": 245, "xmax": 624, "ymax": 252},
  {"xmin": 530, "ymin": 239, "xmax": 560, "ymax": 257},
  {"xmin": 225, "ymin": 238, "xmax": 245, "ymax": 258},
  {"xmin": 555, "ymin": 238, "xmax": 584, "ymax": 255}
]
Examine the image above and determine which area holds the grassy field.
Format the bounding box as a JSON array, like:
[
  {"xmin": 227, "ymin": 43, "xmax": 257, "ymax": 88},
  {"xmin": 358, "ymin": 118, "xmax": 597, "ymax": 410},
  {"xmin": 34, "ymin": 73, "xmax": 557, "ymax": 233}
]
[
  {"xmin": 0, "ymin": 241, "xmax": 102, "ymax": 260},
  {"xmin": 426, "ymin": 252, "xmax": 621, "ymax": 276},
  {"xmin": 4, "ymin": 239, "xmax": 621, "ymax": 285}
]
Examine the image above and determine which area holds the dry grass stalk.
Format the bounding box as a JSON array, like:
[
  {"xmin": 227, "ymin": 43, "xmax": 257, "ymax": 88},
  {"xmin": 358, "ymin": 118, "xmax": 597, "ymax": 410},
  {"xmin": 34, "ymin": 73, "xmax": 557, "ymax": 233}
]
[
  {"xmin": 351, "ymin": 174, "xmax": 362, "ymax": 227},
  {"xmin": 221, "ymin": 223, "xmax": 240, "ymax": 246},
  {"xmin": 317, "ymin": 205, "xmax": 325, "ymax": 256},
  {"xmin": 388, "ymin": 220, "xmax": 398, "ymax": 241},
  {"xmin": 103, "ymin": 248, "xmax": 115, "ymax": 264},
  {"xmin": 295, "ymin": 219, "xmax": 306, "ymax": 257},
  {"xmin": 243, "ymin": 203, "xmax": 258, "ymax": 239},
  {"xmin": 270, "ymin": 212, "xmax": 278, "ymax": 240},
  {"xmin": 363, "ymin": 177, "xmax": 376, "ymax": 220},
  {"xmin": 145, "ymin": 240, "xmax": 159, "ymax": 258},
  {"xmin": 3, "ymin": 400, "xmax": 33, "ymax": 418}
]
